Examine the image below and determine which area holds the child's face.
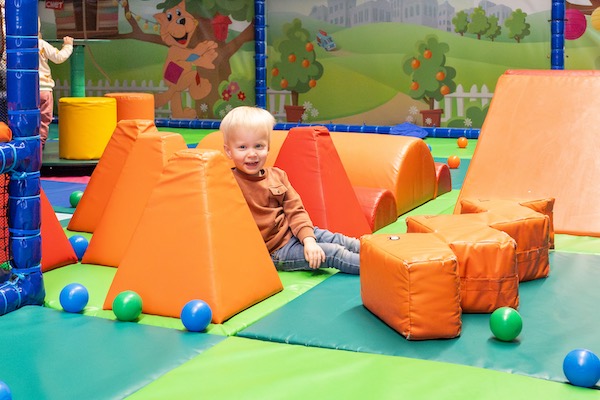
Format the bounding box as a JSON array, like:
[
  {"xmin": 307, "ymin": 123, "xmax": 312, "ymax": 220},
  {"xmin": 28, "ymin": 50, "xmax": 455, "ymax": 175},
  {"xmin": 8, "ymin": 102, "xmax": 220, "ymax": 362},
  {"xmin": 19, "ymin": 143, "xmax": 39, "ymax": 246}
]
[{"xmin": 224, "ymin": 127, "xmax": 269, "ymax": 176}]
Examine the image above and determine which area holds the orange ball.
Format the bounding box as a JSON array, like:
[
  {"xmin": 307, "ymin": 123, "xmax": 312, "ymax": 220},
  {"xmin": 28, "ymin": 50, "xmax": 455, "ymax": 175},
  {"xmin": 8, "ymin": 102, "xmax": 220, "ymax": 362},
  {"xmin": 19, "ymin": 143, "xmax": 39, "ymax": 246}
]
[
  {"xmin": 457, "ymin": 137, "xmax": 468, "ymax": 148},
  {"xmin": 447, "ymin": 155, "xmax": 460, "ymax": 169}
]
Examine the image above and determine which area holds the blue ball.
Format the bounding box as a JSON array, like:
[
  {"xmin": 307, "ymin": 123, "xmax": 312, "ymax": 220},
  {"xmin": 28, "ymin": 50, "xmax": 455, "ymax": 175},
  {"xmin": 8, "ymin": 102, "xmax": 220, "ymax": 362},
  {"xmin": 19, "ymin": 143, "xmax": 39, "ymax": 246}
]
[
  {"xmin": 59, "ymin": 283, "xmax": 89, "ymax": 313},
  {"xmin": 181, "ymin": 300, "xmax": 212, "ymax": 332},
  {"xmin": 563, "ymin": 348, "xmax": 600, "ymax": 388},
  {"xmin": 0, "ymin": 380, "xmax": 11, "ymax": 400},
  {"xmin": 68, "ymin": 235, "xmax": 88, "ymax": 260}
]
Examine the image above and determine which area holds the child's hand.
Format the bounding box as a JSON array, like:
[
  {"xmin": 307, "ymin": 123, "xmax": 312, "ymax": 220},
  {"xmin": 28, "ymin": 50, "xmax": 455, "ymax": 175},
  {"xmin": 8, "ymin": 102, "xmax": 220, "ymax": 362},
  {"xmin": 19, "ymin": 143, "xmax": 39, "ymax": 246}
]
[
  {"xmin": 303, "ymin": 237, "xmax": 325, "ymax": 269},
  {"xmin": 63, "ymin": 36, "xmax": 74, "ymax": 45}
]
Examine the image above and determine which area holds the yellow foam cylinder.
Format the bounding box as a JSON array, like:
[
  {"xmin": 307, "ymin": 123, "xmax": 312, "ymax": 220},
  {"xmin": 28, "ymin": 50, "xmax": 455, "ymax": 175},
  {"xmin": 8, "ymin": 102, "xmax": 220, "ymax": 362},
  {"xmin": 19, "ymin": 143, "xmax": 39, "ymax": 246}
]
[
  {"xmin": 104, "ymin": 92, "xmax": 155, "ymax": 122},
  {"xmin": 58, "ymin": 97, "xmax": 117, "ymax": 160}
]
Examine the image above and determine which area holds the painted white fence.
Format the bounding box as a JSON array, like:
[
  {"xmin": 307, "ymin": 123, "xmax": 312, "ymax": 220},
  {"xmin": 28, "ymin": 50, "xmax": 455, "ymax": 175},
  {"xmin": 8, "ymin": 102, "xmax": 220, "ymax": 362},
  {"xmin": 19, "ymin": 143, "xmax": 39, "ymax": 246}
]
[{"xmin": 435, "ymin": 84, "xmax": 493, "ymax": 122}]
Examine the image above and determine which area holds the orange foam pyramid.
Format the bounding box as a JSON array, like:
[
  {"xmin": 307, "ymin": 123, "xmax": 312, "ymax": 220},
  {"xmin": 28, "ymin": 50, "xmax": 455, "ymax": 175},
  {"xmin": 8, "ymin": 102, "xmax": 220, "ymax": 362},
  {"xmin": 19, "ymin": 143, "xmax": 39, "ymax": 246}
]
[
  {"xmin": 41, "ymin": 189, "xmax": 78, "ymax": 272},
  {"xmin": 67, "ymin": 119, "xmax": 157, "ymax": 233},
  {"xmin": 274, "ymin": 126, "xmax": 372, "ymax": 238},
  {"xmin": 103, "ymin": 149, "xmax": 283, "ymax": 323},
  {"xmin": 82, "ymin": 131, "xmax": 188, "ymax": 267}
]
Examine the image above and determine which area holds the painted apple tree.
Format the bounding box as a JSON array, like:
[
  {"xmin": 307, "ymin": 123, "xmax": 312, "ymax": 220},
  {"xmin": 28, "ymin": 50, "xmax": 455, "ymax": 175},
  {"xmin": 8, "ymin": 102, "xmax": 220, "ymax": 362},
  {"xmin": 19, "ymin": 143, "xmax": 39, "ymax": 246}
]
[
  {"xmin": 270, "ymin": 19, "xmax": 324, "ymax": 110},
  {"xmin": 403, "ymin": 35, "xmax": 456, "ymax": 112}
]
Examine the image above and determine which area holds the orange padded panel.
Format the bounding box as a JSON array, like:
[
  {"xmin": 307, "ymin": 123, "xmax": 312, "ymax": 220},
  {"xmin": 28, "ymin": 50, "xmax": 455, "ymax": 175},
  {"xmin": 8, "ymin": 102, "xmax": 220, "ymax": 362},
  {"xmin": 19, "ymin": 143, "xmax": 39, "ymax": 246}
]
[
  {"xmin": 82, "ymin": 131, "xmax": 187, "ymax": 267},
  {"xmin": 361, "ymin": 233, "xmax": 461, "ymax": 340},
  {"xmin": 67, "ymin": 119, "xmax": 157, "ymax": 233},
  {"xmin": 434, "ymin": 162, "xmax": 452, "ymax": 198},
  {"xmin": 103, "ymin": 149, "xmax": 283, "ymax": 324},
  {"xmin": 41, "ymin": 189, "xmax": 78, "ymax": 272},
  {"xmin": 354, "ymin": 187, "xmax": 397, "ymax": 232},
  {"xmin": 459, "ymin": 198, "xmax": 551, "ymax": 281},
  {"xmin": 274, "ymin": 126, "xmax": 372, "ymax": 238},
  {"xmin": 105, "ymin": 92, "xmax": 155, "ymax": 122},
  {"xmin": 406, "ymin": 213, "xmax": 518, "ymax": 313},
  {"xmin": 330, "ymin": 131, "xmax": 436, "ymax": 216},
  {"xmin": 455, "ymin": 70, "xmax": 600, "ymax": 237}
]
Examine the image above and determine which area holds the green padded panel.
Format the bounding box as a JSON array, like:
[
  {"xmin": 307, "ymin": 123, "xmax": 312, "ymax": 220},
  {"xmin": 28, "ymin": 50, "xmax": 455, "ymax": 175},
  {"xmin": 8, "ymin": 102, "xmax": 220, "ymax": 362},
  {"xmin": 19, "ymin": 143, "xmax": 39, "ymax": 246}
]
[
  {"xmin": 0, "ymin": 306, "xmax": 223, "ymax": 399},
  {"xmin": 43, "ymin": 264, "xmax": 336, "ymax": 335},
  {"xmin": 129, "ymin": 336, "xmax": 599, "ymax": 399},
  {"xmin": 239, "ymin": 252, "xmax": 600, "ymax": 385}
]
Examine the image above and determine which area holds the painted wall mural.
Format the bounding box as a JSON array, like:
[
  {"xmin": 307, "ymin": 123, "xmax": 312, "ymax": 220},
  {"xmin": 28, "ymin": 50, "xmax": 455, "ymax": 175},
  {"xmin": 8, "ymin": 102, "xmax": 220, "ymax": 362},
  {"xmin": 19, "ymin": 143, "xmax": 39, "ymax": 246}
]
[{"xmin": 39, "ymin": 1, "xmax": 600, "ymax": 128}]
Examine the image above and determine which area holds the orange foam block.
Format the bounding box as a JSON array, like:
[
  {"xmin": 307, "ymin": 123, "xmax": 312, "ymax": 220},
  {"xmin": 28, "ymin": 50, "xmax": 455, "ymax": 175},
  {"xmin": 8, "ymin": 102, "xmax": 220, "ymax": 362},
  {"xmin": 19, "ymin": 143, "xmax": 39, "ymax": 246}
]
[
  {"xmin": 434, "ymin": 162, "xmax": 452, "ymax": 198},
  {"xmin": 361, "ymin": 233, "xmax": 461, "ymax": 340},
  {"xmin": 82, "ymin": 131, "xmax": 188, "ymax": 267},
  {"xmin": 459, "ymin": 198, "xmax": 551, "ymax": 282},
  {"xmin": 274, "ymin": 126, "xmax": 372, "ymax": 238},
  {"xmin": 103, "ymin": 149, "xmax": 283, "ymax": 324},
  {"xmin": 41, "ymin": 189, "xmax": 78, "ymax": 272},
  {"xmin": 406, "ymin": 213, "xmax": 518, "ymax": 313},
  {"xmin": 456, "ymin": 69, "xmax": 600, "ymax": 237},
  {"xmin": 68, "ymin": 119, "xmax": 158, "ymax": 233},
  {"xmin": 354, "ymin": 187, "xmax": 397, "ymax": 232}
]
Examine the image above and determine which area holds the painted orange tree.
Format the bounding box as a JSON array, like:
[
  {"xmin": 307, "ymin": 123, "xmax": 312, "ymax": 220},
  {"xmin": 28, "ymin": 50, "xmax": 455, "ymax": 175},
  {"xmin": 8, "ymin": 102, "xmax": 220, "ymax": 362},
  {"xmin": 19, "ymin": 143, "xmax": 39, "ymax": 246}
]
[
  {"xmin": 403, "ymin": 35, "xmax": 456, "ymax": 126},
  {"xmin": 270, "ymin": 18, "xmax": 323, "ymax": 121}
]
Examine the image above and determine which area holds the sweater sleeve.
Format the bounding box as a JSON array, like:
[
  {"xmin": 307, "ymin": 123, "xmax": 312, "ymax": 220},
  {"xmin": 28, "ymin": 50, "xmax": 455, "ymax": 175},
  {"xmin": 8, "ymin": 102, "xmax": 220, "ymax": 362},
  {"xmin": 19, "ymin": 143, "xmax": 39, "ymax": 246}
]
[
  {"xmin": 277, "ymin": 169, "xmax": 316, "ymax": 243},
  {"xmin": 40, "ymin": 40, "xmax": 73, "ymax": 64}
]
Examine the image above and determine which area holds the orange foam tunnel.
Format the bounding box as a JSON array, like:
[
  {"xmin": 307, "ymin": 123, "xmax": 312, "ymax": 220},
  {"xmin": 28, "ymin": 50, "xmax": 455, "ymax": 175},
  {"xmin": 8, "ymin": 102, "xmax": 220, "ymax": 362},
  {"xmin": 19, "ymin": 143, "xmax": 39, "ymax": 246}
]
[
  {"xmin": 82, "ymin": 131, "xmax": 188, "ymax": 267},
  {"xmin": 456, "ymin": 70, "xmax": 600, "ymax": 237},
  {"xmin": 103, "ymin": 149, "xmax": 283, "ymax": 323},
  {"xmin": 67, "ymin": 119, "xmax": 157, "ymax": 233}
]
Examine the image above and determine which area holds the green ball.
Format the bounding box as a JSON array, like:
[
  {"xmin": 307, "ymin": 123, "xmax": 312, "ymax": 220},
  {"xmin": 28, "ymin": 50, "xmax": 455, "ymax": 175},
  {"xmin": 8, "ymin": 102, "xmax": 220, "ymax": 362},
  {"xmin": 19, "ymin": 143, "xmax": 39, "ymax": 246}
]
[
  {"xmin": 112, "ymin": 290, "xmax": 143, "ymax": 322},
  {"xmin": 69, "ymin": 190, "xmax": 84, "ymax": 208},
  {"xmin": 490, "ymin": 306, "xmax": 523, "ymax": 341}
]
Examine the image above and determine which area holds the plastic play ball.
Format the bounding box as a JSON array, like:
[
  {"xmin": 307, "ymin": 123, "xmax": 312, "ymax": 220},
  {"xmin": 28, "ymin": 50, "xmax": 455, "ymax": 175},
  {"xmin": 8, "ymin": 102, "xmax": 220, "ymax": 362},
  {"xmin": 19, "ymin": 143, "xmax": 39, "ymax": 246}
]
[
  {"xmin": 69, "ymin": 190, "xmax": 84, "ymax": 208},
  {"xmin": 181, "ymin": 299, "xmax": 213, "ymax": 332},
  {"xmin": 457, "ymin": 137, "xmax": 468, "ymax": 148},
  {"xmin": 447, "ymin": 155, "xmax": 460, "ymax": 169},
  {"xmin": 68, "ymin": 235, "xmax": 88, "ymax": 260},
  {"xmin": 59, "ymin": 283, "xmax": 89, "ymax": 313},
  {"xmin": 489, "ymin": 307, "xmax": 523, "ymax": 341},
  {"xmin": 112, "ymin": 290, "xmax": 143, "ymax": 322},
  {"xmin": 0, "ymin": 380, "xmax": 11, "ymax": 400},
  {"xmin": 565, "ymin": 9, "xmax": 587, "ymax": 40},
  {"xmin": 563, "ymin": 349, "xmax": 600, "ymax": 388}
]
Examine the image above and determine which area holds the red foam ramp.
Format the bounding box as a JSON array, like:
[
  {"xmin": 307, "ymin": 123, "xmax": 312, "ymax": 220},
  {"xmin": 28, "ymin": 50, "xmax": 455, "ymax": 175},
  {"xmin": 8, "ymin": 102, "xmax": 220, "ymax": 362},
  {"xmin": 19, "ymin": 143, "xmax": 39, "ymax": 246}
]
[
  {"xmin": 456, "ymin": 70, "xmax": 600, "ymax": 237},
  {"xmin": 434, "ymin": 162, "xmax": 452, "ymax": 198},
  {"xmin": 41, "ymin": 189, "xmax": 78, "ymax": 272},
  {"xmin": 82, "ymin": 131, "xmax": 188, "ymax": 267},
  {"xmin": 67, "ymin": 119, "xmax": 157, "ymax": 233},
  {"xmin": 274, "ymin": 126, "xmax": 372, "ymax": 238},
  {"xmin": 103, "ymin": 149, "xmax": 283, "ymax": 324}
]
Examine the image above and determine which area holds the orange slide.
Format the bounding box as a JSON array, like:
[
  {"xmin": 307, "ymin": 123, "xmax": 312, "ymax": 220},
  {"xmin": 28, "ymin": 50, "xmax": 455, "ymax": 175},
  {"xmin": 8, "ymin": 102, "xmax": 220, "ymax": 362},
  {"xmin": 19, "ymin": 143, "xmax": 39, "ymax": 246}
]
[{"xmin": 456, "ymin": 69, "xmax": 600, "ymax": 237}]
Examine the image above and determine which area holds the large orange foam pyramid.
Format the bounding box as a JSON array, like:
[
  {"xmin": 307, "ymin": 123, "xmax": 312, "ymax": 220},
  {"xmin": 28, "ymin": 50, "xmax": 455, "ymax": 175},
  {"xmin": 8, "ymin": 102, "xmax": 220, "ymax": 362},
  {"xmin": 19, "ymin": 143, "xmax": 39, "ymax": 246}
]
[
  {"xmin": 41, "ymin": 189, "xmax": 78, "ymax": 272},
  {"xmin": 67, "ymin": 119, "xmax": 157, "ymax": 233},
  {"xmin": 82, "ymin": 131, "xmax": 188, "ymax": 267},
  {"xmin": 274, "ymin": 126, "xmax": 372, "ymax": 238},
  {"xmin": 103, "ymin": 149, "xmax": 283, "ymax": 323}
]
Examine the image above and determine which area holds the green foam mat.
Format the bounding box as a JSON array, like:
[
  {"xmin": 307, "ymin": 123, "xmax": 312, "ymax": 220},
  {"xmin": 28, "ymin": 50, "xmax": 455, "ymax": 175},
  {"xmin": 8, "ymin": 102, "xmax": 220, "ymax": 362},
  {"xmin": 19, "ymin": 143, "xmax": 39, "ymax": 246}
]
[
  {"xmin": 128, "ymin": 336, "xmax": 599, "ymax": 399},
  {"xmin": 239, "ymin": 252, "xmax": 600, "ymax": 385},
  {"xmin": 43, "ymin": 264, "xmax": 336, "ymax": 336},
  {"xmin": 0, "ymin": 306, "xmax": 223, "ymax": 399}
]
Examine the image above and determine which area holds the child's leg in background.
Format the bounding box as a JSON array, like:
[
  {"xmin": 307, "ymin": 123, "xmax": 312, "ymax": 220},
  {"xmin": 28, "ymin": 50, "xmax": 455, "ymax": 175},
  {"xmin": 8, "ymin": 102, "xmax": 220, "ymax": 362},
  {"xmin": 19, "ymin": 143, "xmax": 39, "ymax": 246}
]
[{"xmin": 39, "ymin": 90, "xmax": 53, "ymax": 148}]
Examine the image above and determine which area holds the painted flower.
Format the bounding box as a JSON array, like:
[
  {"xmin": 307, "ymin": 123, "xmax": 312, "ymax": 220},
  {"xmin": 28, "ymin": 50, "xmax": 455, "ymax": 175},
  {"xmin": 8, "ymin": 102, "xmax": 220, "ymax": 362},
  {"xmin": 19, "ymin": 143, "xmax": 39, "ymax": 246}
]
[
  {"xmin": 425, "ymin": 117, "xmax": 433, "ymax": 126},
  {"xmin": 237, "ymin": 91, "xmax": 246, "ymax": 101},
  {"xmin": 464, "ymin": 118, "xmax": 473, "ymax": 127},
  {"xmin": 221, "ymin": 89, "xmax": 232, "ymax": 101},
  {"xmin": 227, "ymin": 82, "xmax": 240, "ymax": 93},
  {"xmin": 200, "ymin": 103, "xmax": 209, "ymax": 112},
  {"xmin": 409, "ymin": 106, "xmax": 419, "ymax": 115}
]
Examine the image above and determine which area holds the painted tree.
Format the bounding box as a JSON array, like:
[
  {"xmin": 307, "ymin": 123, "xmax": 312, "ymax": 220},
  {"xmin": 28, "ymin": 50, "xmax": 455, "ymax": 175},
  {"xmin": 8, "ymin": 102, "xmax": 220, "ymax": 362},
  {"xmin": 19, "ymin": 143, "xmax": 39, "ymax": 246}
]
[
  {"xmin": 486, "ymin": 15, "xmax": 501, "ymax": 41},
  {"xmin": 270, "ymin": 19, "xmax": 324, "ymax": 108},
  {"xmin": 505, "ymin": 9, "xmax": 531, "ymax": 43},
  {"xmin": 467, "ymin": 7, "xmax": 490, "ymax": 40},
  {"xmin": 403, "ymin": 35, "xmax": 457, "ymax": 111},
  {"xmin": 452, "ymin": 10, "xmax": 469, "ymax": 36}
]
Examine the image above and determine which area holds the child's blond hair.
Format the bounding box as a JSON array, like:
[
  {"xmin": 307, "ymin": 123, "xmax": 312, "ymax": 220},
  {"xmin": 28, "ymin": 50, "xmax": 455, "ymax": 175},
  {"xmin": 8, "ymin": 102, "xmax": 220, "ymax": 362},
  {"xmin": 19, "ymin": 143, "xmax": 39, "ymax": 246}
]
[{"xmin": 220, "ymin": 106, "xmax": 276, "ymax": 143}]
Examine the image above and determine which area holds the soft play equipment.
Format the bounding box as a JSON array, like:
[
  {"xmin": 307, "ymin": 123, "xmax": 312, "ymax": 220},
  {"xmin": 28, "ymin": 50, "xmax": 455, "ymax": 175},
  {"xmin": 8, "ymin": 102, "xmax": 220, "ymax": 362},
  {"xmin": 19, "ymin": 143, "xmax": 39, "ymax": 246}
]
[
  {"xmin": 433, "ymin": 162, "xmax": 452, "ymax": 198},
  {"xmin": 353, "ymin": 187, "xmax": 397, "ymax": 232},
  {"xmin": 58, "ymin": 97, "xmax": 117, "ymax": 160},
  {"xmin": 103, "ymin": 149, "xmax": 283, "ymax": 323},
  {"xmin": 40, "ymin": 189, "xmax": 78, "ymax": 272},
  {"xmin": 455, "ymin": 69, "xmax": 600, "ymax": 237},
  {"xmin": 104, "ymin": 92, "xmax": 155, "ymax": 122},
  {"xmin": 459, "ymin": 198, "xmax": 551, "ymax": 282},
  {"xmin": 361, "ymin": 233, "xmax": 461, "ymax": 340},
  {"xmin": 406, "ymin": 213, "xmax": 518, "ymax": 313},
  {"xmin": 274, "ymin": 126, "xmax": 372, "ymax": 237},
  {"xmin": 198, "ymin": 128, "xmax": 438, "ymax": 219},
  {"xmin": 67, "ymin": 119, "xmax": 157, "ymax": 233},
  {"xmin": 82, "ymin": 131, "xmax": 188, "ymax": 267}
]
